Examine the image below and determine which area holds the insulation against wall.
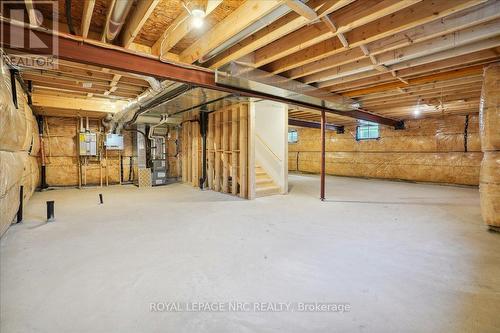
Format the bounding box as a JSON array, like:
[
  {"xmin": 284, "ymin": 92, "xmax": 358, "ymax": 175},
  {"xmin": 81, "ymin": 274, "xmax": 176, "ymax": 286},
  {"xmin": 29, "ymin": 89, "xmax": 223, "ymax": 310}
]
[
  {"xmin": 289, "ymin": 115, "xmax": 482, "ymax": 185},
  {"xmin": 181, "ymin": 103, "xmax": 249, "ymax": 198},
  {"xmin": 0, "ymin": 62, "xmax": 39, "ymax": 153},
  {"xmin": 0, "ymin": 57, "xmax": 40, "ymax": 237},
  {"xmin": 479, "ymin": 63, "xmax": 500, "ymax": 227},
  {"xmin": 0, "ymin": 152, "xmax": 38, "ymax": 236}
]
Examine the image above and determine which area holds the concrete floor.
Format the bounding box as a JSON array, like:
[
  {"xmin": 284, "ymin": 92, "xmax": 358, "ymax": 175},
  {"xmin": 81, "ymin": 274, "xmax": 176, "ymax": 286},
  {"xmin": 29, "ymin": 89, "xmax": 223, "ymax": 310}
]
[{"xmin": 1, "ymin": 174, "xmax": 499, "ymax": 332}]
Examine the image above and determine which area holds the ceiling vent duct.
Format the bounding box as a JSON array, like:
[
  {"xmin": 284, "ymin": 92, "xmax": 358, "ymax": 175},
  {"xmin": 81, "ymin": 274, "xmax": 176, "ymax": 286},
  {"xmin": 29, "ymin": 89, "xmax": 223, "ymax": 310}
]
[{"xmin": 215, "ymin": 61, "xmax": 360, "ymax": 112}]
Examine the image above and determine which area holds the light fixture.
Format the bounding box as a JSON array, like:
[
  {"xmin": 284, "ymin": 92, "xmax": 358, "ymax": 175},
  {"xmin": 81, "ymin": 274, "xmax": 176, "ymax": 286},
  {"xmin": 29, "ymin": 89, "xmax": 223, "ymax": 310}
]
[
  {"xmin": 414, "ymin": 98, "xmax": 421, "ymax": 117},
  {"xmin": 191, "ymin": 8, "xmax": 205, "ymax": 29}
]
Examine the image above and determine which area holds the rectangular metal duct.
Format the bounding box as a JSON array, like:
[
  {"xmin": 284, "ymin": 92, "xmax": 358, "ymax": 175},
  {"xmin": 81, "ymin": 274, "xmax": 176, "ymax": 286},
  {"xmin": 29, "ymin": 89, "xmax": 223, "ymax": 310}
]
[{"xmin": 215, "ymin": 62, "xmax": 360, "ymax": 112}]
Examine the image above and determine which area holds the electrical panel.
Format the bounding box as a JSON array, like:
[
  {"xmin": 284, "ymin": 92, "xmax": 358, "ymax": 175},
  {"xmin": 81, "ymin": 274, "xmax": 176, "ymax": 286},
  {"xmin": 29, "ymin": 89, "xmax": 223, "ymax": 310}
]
[
  {"xmin": 79, "ymin": 132, "xmax": 97, "ymax": 156},
  {"xmin": 105, "ymin": 133, "xmax": 124, "ymax": 150}
]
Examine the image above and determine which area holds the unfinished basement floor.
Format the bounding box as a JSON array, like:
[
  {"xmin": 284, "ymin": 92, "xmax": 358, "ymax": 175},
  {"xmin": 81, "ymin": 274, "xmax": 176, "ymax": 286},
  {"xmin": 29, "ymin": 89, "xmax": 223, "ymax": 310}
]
[{"xmin": 1, "ymin": 174, "xmax": 500, "ymax": 332}]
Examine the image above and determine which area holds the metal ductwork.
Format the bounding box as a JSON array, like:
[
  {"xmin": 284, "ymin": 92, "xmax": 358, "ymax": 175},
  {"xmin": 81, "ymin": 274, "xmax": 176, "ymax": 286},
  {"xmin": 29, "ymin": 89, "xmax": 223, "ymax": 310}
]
[
  {"xmin": 103, "ymin": 0, "xmax": 134, "ymax": 43},
  {"xmin": 111, "ymin": 82, "xmax": 192, "ymax": 133},
  {"xmin": 198, "ymin": 4, "xmax": 292, "ymax": 63}
]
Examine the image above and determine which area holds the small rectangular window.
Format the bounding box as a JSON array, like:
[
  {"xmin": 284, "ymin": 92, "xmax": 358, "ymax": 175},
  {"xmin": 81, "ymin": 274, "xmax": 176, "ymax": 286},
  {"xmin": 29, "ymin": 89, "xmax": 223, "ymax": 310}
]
[
  {"xmin": 356, "ymin": 122, "xmax": 379, "ymax": 140},
  {"xmin": 288, "ymin": 129, "xmax": 298, "ymax": 143}
]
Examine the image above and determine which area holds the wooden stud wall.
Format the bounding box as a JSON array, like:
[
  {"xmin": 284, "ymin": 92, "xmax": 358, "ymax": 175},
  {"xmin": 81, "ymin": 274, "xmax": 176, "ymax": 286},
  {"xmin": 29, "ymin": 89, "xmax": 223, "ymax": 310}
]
[{"xmin": 181, "ymin": 103, "xmax": 249, "ymax": 198}]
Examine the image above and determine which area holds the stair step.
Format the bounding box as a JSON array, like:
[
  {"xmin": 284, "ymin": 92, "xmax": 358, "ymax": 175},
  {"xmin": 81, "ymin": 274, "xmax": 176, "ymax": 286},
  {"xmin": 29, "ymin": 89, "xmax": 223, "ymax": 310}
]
[
  {"xmin": 256, "ymin": 177, "xmax": 274, "ymax": 186},
  {"xmin": 256, "ymin": 185, "xmax": 281, "ymax": 197}
]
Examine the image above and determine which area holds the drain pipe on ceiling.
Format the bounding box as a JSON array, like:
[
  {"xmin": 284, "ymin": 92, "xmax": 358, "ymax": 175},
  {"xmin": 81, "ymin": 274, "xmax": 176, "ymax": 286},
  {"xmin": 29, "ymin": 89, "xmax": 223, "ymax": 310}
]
[{"xmin": 102, "ymin": 0, "xmax": 133, "ymax": 43}]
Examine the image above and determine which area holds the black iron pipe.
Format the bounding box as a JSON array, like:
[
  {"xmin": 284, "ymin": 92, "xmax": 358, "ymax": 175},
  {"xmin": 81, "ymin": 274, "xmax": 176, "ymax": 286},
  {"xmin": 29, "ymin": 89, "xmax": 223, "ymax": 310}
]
[
  {"xmin": 199, "ymin": 110, "xmax": 209, "ymax": 189},
  {"xmin": 27, "ymin": 80, "xmax": 32, "ymax": 105},
  {"xmin": 17, "ymin": 186, "xmax": 23, "ymax": 223},
  {"xmin": 36, "ymin": 115, "xmax": 49, "ymax": 189},
  {"xmin": 46, "ymin": 200, "xmax": 55, "ymax": 222},
  {"xmin": 65, "ymin": 0, "xmax": 76, "ymax": 35},
  {"xmin": 9, "ymin": 69, "xmax": 18, "ymax": 108}
]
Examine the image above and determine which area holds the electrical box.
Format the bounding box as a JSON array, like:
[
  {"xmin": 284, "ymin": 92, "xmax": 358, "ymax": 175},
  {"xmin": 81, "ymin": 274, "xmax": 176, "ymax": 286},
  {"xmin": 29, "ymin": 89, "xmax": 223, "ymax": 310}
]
[
  {"xmin": 79, "ymin": 132, "xmax": 97, "ymax": 156},
  {"xmin": 105, "ymin": 133, "xmax": 124, "ymax": 150}
]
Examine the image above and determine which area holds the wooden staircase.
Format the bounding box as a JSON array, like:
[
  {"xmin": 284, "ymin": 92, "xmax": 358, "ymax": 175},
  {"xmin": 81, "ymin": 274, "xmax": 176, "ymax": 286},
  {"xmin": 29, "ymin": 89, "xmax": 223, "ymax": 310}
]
[{"xmin": 255, "ymin": 165, "xmax": 280, "ymax": 197}]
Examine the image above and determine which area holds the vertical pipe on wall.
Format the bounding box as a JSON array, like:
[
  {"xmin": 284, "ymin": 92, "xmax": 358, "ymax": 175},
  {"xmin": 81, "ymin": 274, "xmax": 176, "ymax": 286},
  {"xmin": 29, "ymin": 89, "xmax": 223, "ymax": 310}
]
[
  {"xmin": 37, "ymin": 115, "xmax": 48, "ymax": 190},
  {"xmin": 9, "ymin": 69, "xmax": 18, "ymax": 109},
  {"xmin": 320, "ymin": 109, "xmax": 326, "ymax": 201},
  {"xmin": 199, "ymin": 110, "xmax": 208, "ymax": 189},
  {"xmin": 16, "ymin": 186, "xmax": 23, "ymax": 223}
]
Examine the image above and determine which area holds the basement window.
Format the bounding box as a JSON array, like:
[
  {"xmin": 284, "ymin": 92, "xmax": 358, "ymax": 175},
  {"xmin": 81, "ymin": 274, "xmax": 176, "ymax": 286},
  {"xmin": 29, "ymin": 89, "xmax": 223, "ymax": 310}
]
[
  {"xmin": 288, "ymin": 129, "xmax": 298, "ymax": 143},
  {"xmin": 356, "ymin": 122, "xmax": 379, "ymax": 140}
]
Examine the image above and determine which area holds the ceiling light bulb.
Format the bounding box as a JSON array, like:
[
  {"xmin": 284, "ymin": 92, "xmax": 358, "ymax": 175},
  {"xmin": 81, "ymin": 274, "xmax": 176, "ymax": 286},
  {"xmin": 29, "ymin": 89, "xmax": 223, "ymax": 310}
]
[
  {"xmin": 191, "ymin": 8, "xmax": 205, "ymax": 29},
  {"xmin": 414, "ymin": 99, "xmax": 421, "ymax": 116}
]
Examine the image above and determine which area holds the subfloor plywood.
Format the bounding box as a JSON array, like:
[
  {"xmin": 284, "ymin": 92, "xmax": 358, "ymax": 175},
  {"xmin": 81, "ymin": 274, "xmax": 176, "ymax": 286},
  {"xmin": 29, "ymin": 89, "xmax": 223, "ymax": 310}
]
[{"xmin": 1, "ymin": 175, "xmax": 500, "ymax": 332}]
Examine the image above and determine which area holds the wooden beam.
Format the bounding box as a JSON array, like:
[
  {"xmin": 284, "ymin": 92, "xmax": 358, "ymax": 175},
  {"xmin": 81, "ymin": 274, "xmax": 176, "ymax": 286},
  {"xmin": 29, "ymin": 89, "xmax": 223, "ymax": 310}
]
[
  {"xmin": 152, "ymin": 0, "xmax": 222, "ymax": 56},
  {"xmin": 288, "ymin": 8, "xmax": 500, "ymax": 79},
  {"xmin": 254, "ymin": 0, "xmax": 422, "ymax": 67},
  {"xmin": 179, "ymin": 0, "xmax": 283, "ymax": 64},
  {"xmin": 22, "ymin": 72, "xmax": 142, "ymax": 94},
  {"xmin": 214, "ymin": 111, "xmax": 221, "ymax": 191},
  {"xmin": 222, "ymin": 109, "xmax": 229, "ymax": 193},
  {"xmin": 239, "ymin": 104, "xmax": 247, "ymax": 198},
  {"xmin": 231, "ymin": 107, "xmax": 238, "ymax": 195},
  {"xmin": 120, "ymin": 0, "xmax": 159, "ymax": 48},
  {"xmin": 358, "ymin": 76, "xmax": 484, "ymax": 101},
  {"xmin": 322, "ymin": 48, "xmax": 500, "ymax": 90},
  {"xmin": 343, "ymin": 65, "xmax": 485, "ymax": 97},
  {"xmin": 81, "ymin": 0, "xmax": 95, "ymax": 38},
  {"xmin": 204, "ymin": 0, "xmax": 355, "ymax": 69},
  {"xmin": 285, "ymin": 0, "xmax": 318, "ymax": 20},
  {"xmin": 1, "ymin": 21, "xmax": 400, "ymax": 126},
  {"xmin": 368, "ymin": 1, "xmax": 500, "ymax": 56},
  {"xmin": 304, "ymin": 27, "xmax": 500, "ymax": 85},
  {"xmin": 32, "ymin": 94, "xmax": 128, "ymax": 112},
  {"xmin": 285, "ymin": 47, "xmax": 365, "ymax": 79},
  {"xmin": 262, "ymin": 0, "xmax": 486, "ymax": 74},
  {"xmin": 24, "ymin": 0, "xmax": 37, "ymax": 26}
]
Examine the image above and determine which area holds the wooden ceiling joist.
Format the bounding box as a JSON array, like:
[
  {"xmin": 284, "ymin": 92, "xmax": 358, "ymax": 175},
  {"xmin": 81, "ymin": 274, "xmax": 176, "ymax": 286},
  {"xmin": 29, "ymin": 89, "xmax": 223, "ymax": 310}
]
[
  {"xmin": 204, "ymin": 0, "xmax": 356, "ymax": 69},
  {"xmin": 283, "ymin": 9, "xmax": 500, "ymax": 80},
  {"xmin": 319, "ymin": 47, "xmax": 500, "ymax": 90},
  {"xmin": 4, "ymin": 0, "xmax": 499, "ymax": 124},
  {"xmin": 304, "ymin": 28, "xmax": 500, "ymax": 85},
  {"xmin": 255, "ymin": 0, "xmax": 423, "ymax": 67},
  {"xmin": 179, "ymin": 0, "xmax": 283, "ymax": 64},
  {"xmin": 121, "ymin": 0, "xmax": 160, "ymax": 48},
  {"xmin": 2, "ymin": 21, "xmax": 399, "ymax": 126},
  {"xmin": 151, "ymin": 0, "xmax": 222, "ymax": 56},
  {"xmin": 285, "ymin": 0, "xmax": 318, "ymax": 20},
  {"xmin": 262, "ymin": 0, "xmax": 486, "ymax": 74},
  {"xmin": 342, "ymin": 65, "xmax": 485, "ymax": 97},
  {"xmin": 81, "ymin": 0, "xmax": 96, "ymax": 38}
]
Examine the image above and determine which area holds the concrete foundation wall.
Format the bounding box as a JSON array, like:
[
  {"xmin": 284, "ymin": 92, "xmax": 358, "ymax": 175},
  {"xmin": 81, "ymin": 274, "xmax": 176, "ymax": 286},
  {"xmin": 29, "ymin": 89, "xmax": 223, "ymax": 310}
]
[{"xmin": 288, "ymin": 114, "xmax": 482, "ymax": 186}]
